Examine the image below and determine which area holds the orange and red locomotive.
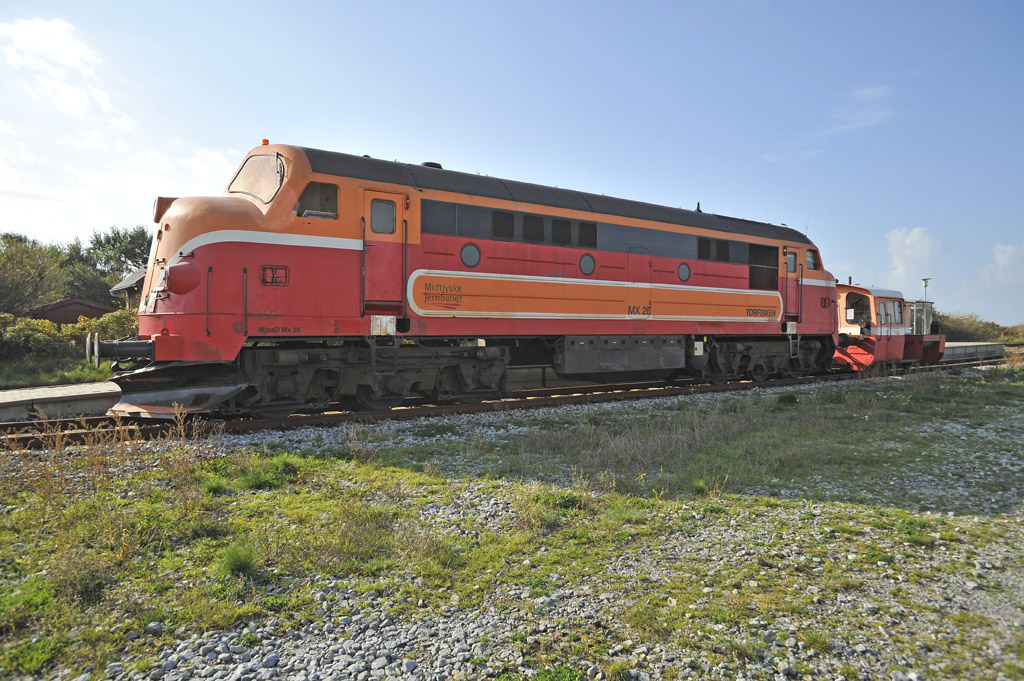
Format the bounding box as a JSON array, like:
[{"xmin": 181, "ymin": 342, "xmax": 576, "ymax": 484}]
[{"xmin": 100, "ymin": 142, "xmax": 842, "ymax": 416}]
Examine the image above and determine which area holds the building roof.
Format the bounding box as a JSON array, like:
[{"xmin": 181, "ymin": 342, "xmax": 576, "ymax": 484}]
[
  {"xmin": 110, "ymin": 267, "xmax": 146, "ymax": 293},
  {"xmin": 28, "ymin": 297, "xmax": 117, "ymax": 315}
]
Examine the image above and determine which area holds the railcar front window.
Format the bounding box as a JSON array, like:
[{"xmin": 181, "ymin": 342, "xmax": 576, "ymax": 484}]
[{"xmin": 228, "ymin": 154, "xmax": 285, "ymax": 204}]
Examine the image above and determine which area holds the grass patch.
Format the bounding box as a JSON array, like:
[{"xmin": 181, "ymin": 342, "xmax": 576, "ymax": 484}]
[
  {"xmin": 0, "ymin": 357, "xmax": 112, "ymax": 389},
  {"xmin": 483, "ymin": 370, "xmax": 1024, "ymax": 513},
  {"xmin": 2, "ymin": 370, "xmax": 1021, "ymax": 676}
]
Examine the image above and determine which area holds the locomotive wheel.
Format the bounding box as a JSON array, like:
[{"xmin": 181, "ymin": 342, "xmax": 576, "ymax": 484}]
[
  {"xmin": 746, "ymin": 366, "xmax": 770, "ymax": 382},
  {"xmin": 355, "ymin": 385, "xmax": 405, "ymax": 411}
]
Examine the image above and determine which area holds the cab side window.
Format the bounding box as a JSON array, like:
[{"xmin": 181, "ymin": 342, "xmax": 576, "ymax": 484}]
[
  {"xmin": 296, "ymin": 182, "xmax": 338, "ymax": 219},
  {"xmin": 807, "ymin": 250, "xmax": 820, "ymax": 270}
]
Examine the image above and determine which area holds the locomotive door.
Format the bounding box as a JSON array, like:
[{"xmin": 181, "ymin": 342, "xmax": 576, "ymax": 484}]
[
  {"xmin": 782, "ymin": 249, "xmax": 801, "ymax": 325},
  {"xmin": 627, "ymin": 247, "xmax": 651, "ymax": 318},
  {"xmin": 877, "ymin": 300, "xmax": 891, "ymax": 337},
  {"xmin": 362, "ymin": 190, "xmax": 406, "ymax": 306}
]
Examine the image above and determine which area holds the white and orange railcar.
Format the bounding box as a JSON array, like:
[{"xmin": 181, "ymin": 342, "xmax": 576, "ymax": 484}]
[{"xmin": 833, "ymin": 284, "xmax": 945, "ymax": 371}]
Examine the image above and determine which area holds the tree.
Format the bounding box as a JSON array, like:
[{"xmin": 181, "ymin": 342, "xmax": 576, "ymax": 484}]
[
  {"xmin": 87, "ymin": 226, "xmax": 151, "ymax": 279},
  {"xmin": 0, "ymin": 233, "xmax": 63, "ymax": 315},
  {"xmin": 55, "ymin": 237, "xmax": 115, "ymax": 307}
]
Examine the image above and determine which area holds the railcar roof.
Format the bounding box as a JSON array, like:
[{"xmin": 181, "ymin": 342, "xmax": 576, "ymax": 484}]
[
  {"xmin": 299, "ymin": 147, "xmax": 813, "ymax": 245},
  {"xmin": 838, "ymin": 283, "xmax": 905, "ymax": 300}
]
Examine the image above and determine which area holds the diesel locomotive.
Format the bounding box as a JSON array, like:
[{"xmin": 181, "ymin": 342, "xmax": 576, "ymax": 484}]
[{"xmin": 98, "ymin": 142, "xmax": 845, "ymax": 417}]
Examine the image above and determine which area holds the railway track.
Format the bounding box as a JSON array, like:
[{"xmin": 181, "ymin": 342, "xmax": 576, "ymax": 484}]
[{"xmin": 0, "ymin": 357, "xmax": 1011, "ymax": 450}]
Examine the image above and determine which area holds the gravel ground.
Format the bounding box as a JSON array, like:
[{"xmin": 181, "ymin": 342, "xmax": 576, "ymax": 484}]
[{"xmin": 15, "ymin": 377, "xmax": 1024, "ymax": 681}]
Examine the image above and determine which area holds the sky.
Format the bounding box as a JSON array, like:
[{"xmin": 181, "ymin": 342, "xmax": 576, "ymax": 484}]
[{"xmin": 1, "ymin": 1, "xmax": 1022, "ymax": 324}]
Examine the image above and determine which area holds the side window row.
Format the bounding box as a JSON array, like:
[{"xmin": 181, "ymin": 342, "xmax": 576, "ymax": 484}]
[
  {"xmin": 422, "ymin": 199, "xmax": 598, "ymax": 248},
  {"xmin": 490, "ymin": 210, "xmax": 598, "ymax": 248}
]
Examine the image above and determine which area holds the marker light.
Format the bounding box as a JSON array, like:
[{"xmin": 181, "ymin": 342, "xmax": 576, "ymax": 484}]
[{"xmin": 262, "ymin": 139, "xmax": 269, "ymax": 145}]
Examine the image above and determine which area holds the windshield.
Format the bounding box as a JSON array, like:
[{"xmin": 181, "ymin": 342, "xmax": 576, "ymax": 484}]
[{"xmin": 227, "ymin": 154, "xmax": 284, "ymax": 203}]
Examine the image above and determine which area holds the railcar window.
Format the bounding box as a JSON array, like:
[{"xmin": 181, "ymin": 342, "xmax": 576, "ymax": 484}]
[
  {"xmin": 807, "ymin": 249, "xmax": 820, "ymax": 270},
  {"xmin": 714, "ymin": 240, "xmax": 730, "ymax": 262},
  {"xmin": 698, "ymin": 238, "xmax": 711, "ymax": 260},
  {"xmin": 552, "ymin": 218, "xmax": 571, "ymax": 245},
  {"xmin": 421, "ymin": 200, "xmax": 456, "ymax": 234},
  {"xmin": 457, "ymin": 204, "xmax": 490, "ymax": 237},
  {"xmin": 877, "ymin": 301, "xmax": 888, "ymax": 325},
  {"xmin": 523, "ymin": 214, "xmax": 545, "ymax": 242},
  {"xmin": 786, "ymin": 252, "xmax": 797, "ymax": 273},
  {"xmin": 295, "ymin": 182, "xmax": 338, "ymax": 219},
  {"xmin": 371, "ymin": 199, "xmax": 396, "ymax": 234},
  {"xmin": 579, "ymin": 222, "xmax": 598, "ymax": 248},
  {"xmin": 228, "ymin": 154, "xmax": 284, "ymax": 204},
  {"xmin": 492, "ymin": 211, "xmax": 514, "ymax": 240},
  {"xmin": 895, "ymin": 301, "xmax": 904, "ymax": 324},
  {"xmin": 845, "ymin": 292, "xmax": 870, "ymax": 325}
]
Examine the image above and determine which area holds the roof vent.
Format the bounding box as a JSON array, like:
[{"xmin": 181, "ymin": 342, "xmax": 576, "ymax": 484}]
[{"xmin": 420, "ymin": 162, "xmax": 443, "ymax": 169}]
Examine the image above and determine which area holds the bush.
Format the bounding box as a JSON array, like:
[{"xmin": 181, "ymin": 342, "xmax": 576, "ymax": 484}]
[
  {"xmin": 0, "ymin": 309, "xmax": 139, "ymax": 365},
  {"xmin": 61, "ymin": 308, "xmax": 139, "ymax": 345},
  {"xmin": 0, "ymin": 318, "xmax": 73, "ymax": 361},
  {"xmin": 934, "ymin": 311, "xmax": 1019, "ymax": 342}
]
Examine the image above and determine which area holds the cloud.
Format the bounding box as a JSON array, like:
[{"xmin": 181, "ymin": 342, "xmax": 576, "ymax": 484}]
[
  {"xmin": 0, "ymin": 18, "xmax": 100, "ymax": 79},
  {"xmin": 819, "ymin": 85, "xmax": 894, "ymax": 138},
  {"xmin": 885, "ymin": 226, "xmax": 940, "ymax": 295},
  {"xmin": 986, "ymin": 242, "xmax": 1024, "ymax": 286},
  {"xmin": 1, "ymin": 18, "xmax": 119, "ymax": 122},
  {"xmin": 764, "ymin": 85, "xmax": 892, "ymax": 162},
  {"xmin": 0, "ymin": 18, "xmax": 240, "ymax": 241},
  {"xmin": 850, "ymin": 85, "xmax": 892, "ymax": 100}
]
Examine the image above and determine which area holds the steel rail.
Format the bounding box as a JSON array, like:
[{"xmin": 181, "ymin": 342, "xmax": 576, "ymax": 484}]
[{"xmin": 0, "ymin": 356, "xmax": 1010, "ymax": 450}]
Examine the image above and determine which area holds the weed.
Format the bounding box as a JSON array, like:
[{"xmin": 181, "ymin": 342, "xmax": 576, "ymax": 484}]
[
  {"xmin": 49, "ymin": 547, "xmax": 111, "ymax": 605},
  {"xmin": 0, "ymin": 636, "xmax": 61, "ymax": 675},
  {"xmin": 797, "ymin": 629, "xmax": 832, "ymax": 653},
  {"xmin": 605, "ymin": 659, "xmax": 632, "ymax": 681},
  {"xmin": 624, "ymin": 603, "xmax": 671, "ymax": 638},
  {"xmin": 217, "ymin": 541, "xmax": 261, "ymax": 579},
  {"xmin": 534, "ymin": 668, "xmax": 585, "ymax": 681},
  {"xmin": 201, "ymin": 473, "xmax": 231, "ymax": 495},
  {"xmin": 726, "ymin": 638, "xmax": 762, "ymax": 662}
]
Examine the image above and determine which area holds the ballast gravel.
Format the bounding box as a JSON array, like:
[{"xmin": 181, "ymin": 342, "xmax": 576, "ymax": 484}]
[{"xmin": 22, "ymin": 376, "xmax": 1024, "ymax": 681}]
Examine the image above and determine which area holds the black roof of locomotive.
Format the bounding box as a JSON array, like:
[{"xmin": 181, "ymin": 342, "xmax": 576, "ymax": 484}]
[{"xmin": 300, "ymin": 147, "xmax": 812, "ymax": 245}]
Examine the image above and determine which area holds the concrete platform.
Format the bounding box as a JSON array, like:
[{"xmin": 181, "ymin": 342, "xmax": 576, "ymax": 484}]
[
  {"xmin": 942, "ymin": 342, "xmax": 1005, "ymax": 362},
  {"xmin": 0, "ymin": 382, "xmax": 121, "ymax": 421}
]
